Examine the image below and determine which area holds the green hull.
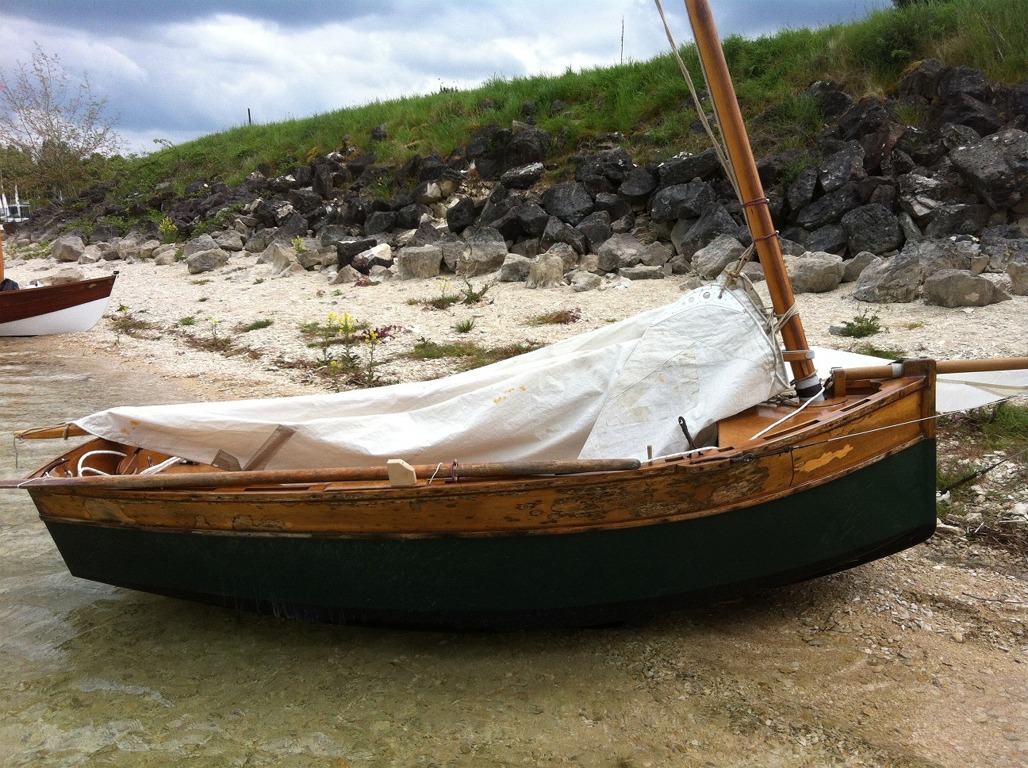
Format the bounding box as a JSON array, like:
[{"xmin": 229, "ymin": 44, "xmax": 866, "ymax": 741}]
[{"xmin": 42, "ymin": 441, "xmax": 937, "ymax": 629}]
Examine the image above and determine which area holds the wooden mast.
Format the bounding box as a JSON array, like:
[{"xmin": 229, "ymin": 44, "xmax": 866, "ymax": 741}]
[{"xmin": 684, "ymin": 0, "xmax": 820, "ymax": 396}]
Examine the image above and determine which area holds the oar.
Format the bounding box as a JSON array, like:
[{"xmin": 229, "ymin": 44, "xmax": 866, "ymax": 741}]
[
  {"xmin": 838, "ymin": 356, "xmax": 1028, "ymax": 381},
  {"xmin": 0, "ymin": 457, "xmax": 642, "ymax": 491}
]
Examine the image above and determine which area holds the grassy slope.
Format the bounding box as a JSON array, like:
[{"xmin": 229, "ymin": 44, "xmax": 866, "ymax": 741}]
[{"xmin": 71, "ymin": 0, "xmax": 1028, "ymax": 218}]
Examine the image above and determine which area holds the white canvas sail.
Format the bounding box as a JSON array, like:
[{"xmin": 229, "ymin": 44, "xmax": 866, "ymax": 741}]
[{"xmin": 75, "ymin": 284, "xmax": 789, "ymax": 470}]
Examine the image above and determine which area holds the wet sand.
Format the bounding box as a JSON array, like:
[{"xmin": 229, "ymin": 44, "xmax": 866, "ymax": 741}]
[{"xmin": 2, "ymin": 335, "xmax": 1026, "ymax": 768}]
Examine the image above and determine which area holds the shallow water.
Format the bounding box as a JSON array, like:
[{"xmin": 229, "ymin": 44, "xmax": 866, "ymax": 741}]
[{"xmin": 0, "ymin": 337, "xmax": 701, "ymax": 767}]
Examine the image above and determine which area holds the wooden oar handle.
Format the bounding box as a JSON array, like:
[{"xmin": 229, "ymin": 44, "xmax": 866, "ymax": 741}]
[{"xmin": 835, "ymin": 356, "xmax": 1028, "ymax": 381}]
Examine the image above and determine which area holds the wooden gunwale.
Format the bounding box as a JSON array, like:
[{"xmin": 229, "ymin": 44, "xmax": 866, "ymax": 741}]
[
  {"xmin": 0, "ymin": 274, "xmax": 117, "ymax": 323},
  {"xmin": 28, "ymin": 372, "xmax": 932, "ymax": 538}
]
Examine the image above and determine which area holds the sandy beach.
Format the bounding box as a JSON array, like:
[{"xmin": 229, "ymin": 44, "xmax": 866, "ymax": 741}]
[{"xmin": 6, "ymin": 252, "xmax": 1027, "ymax": 403}]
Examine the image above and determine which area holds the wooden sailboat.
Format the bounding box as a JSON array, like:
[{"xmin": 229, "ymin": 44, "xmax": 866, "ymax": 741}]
[
  {"xmin": 0, "ymin": 226, "xmax": 117, "ymax": 337},
  {"xmin": 1, "ymin": 0, "xmax": 1023, "ymax": 629}
]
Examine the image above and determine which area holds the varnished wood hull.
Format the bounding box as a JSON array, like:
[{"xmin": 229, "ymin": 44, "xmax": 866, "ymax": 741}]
[
  {"xmin": 0, "ymin": 274, "xmax": 116, "ymax": 336},
  {"xmin": 18, "ymin": 366, "xmax": 939, "ymax": 629},
  {"xmin": 39, "ymin": 441, "xmax": 936, "ymax": 628}
]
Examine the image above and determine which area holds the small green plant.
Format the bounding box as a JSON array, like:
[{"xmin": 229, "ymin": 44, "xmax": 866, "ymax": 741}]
[
  {"xmin": 903, "ymin": 320, "xmax": 925, "ymax": 330},
  {"xmin": 291, "ymin": 236, "xmax": 306, "ymax": 253},
  {"xmin": 109, "ymin": 305, "xmax": 158, "ymax": 343},
  {"xmin": 204, "ymin": 318, "xmax": 233, "ymax": 352},
  {"xmin": 178, "ymin": 315, "xmax": 196, "ymax": 327},
  {"xmin": 454, "ymin": 317, "xmax": 476, "ymax": 334},
  {"xmin": 240, "ymin": 319, "xmax": 273, "ymax": 332},
  {"xmin": 409, "ymin": 338, "xmax": 538, "ymax": 370},
  {"xmin": 424, "ymin": 277, "xmax": 461, "ymax": 310},
  {"xmin": 300, "ymin": 312, "xmax": 391, "ymax": 389},
  {"xmin": 838, "ymin": 311, "xmax": 883, "ymax": 338},
  {"xmin": 529, "ymin": 308, "xmax": 581, "ymax": 326},
  {"xmin": 459, "ymin": 280, "xmax": 490, "ymax": 305},
  {"xmin": 360, "ymin": 328, "xmax": 382, "ymax": 386},
  {"xmin": 158, "ymin": 216, "xmax": 178, "ymax": 244},
  {"xmin": 14, "ymin": 242, "xmax": 49, "ymax": 260},
  {"xmin": 416, "ymin": 278, "xmax": 492, "ymax": 310},
  {"xmin": 852, "ymin": 342, "xmax": 904, "ymax": 359}
]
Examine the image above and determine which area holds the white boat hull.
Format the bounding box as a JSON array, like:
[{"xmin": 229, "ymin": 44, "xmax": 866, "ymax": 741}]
[{"xmin": 0, "ymin": 295, "xmax": 112, "ymax": 336}]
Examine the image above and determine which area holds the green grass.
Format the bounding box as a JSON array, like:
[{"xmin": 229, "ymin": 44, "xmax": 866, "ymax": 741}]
[
  {"xmin": 838, "ymin": 311, "xmax": 883, "ymax": 338},
  {"xmin": 851, "ymin": 342, "xmax": 904, "ymax": 359},
  {"xmin": 529, "ymin": 308, "xmax": 581, "ymax": 326},
  {"xmin": 5, "ymin": 0, "xmax": 1026, "ymax": 218},
  {"xmin": 409, "ymin": 339, "xmax": 539, "ymax": 370},
  {"xmin": 935, "ymin": 402, "xmax": 1028, "ymax": 558}
]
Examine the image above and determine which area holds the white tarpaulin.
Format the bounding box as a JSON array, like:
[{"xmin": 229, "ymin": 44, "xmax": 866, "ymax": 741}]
[{"xmin": 75, "ymin": 285, "xmax": 789, "ymax": 469}]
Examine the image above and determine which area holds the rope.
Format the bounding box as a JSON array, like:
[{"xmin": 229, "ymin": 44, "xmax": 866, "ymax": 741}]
[
  {"xmin": 75, "ymin": 449, "xmax": 127, "ymax": 477},
  {"xmin": 749, "ymin": 383, "xmax": 827, "ymax": 440},
  {"xmin": 938, "ymin": 442, "xmax": 1028, "ymax": 494},
  {"xmin": 138, "ymin": 456, "xmax": 185, "ymax": 475},
  {"xmin": 653, "ymin": 0, "xmax": 744, "ymax": 204},
  {"xmin": 427, "ymin": 462, "xmax": 444, "ymax": 485}
]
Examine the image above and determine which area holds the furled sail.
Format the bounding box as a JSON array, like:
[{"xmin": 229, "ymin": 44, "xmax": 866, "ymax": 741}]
[{"xmin": 75, "ymin": 283, "xmax": 789, "ymax": 470}]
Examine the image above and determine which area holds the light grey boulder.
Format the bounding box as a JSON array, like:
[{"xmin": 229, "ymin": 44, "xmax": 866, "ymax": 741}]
[
  {"xmin": 526, "ymin": 253, "xmax": 565, "ymax": 289},
  {"xmin": 784, "ymin": 251, "xmax": 845, "ymax": 293},
  {"xmin": 186, "ymin": 248, "xmax": 230, "ymax": 274},
  {"xmin": 50, "ymin": 235, "xmax": 85, "ymax": 262},
  {"xmin": 923, "ymin": 269, "xmax": 1010, "ymax": 307},
  {"xmin": 395, "ymin": 245, "xmax": 443, "ymax": 279}
]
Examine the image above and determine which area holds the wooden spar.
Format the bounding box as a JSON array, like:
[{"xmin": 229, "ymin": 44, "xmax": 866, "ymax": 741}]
[
  {"xmin": 684, "ymin": 0, "xmax": 818, "ymax": 394},
  {"xmin": 0, "ymin": 457, "xmax": 643, "ymax": 490},
  {"xmin": 15, "ymin": 424, "xmax": 92, "ymax": 440},
  {"xmin": 839, "ymin": 356, "xmax": 1028, "ymax": 382}
]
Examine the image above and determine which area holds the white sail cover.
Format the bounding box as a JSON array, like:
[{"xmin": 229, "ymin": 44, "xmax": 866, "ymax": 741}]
[{"xmin": 75, "ymin": 285, "xmax": 789, "ymax": 469}]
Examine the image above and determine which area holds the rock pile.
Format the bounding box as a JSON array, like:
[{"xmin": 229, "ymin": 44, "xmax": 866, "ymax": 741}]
[{"xmin": 17, "ymin": 59, "xmax": 1028, "ymax": 307}]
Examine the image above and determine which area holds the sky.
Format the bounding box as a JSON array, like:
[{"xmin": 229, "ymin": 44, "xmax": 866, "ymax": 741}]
[{"xmin": 0, "ymin": 0, "xmax": 889, "ymax": 156}]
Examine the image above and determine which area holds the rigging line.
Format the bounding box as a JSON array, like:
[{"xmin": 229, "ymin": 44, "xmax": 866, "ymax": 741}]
[
  {"xmin": 652, "ymin": 0, "xmax": 743, "ymax": 202},
  {"xmin": 938, "ymin": 442, "xmax": 1028, "ymax": 494},
  {"xmin": 750, "ymin": 384, "xmax": 827, "ymax": 440}
]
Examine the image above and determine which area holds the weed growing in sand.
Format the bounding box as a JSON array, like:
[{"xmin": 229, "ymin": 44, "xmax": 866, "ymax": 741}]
[
  {"xmin": 409, "ymin": 338, "xmax": 538, "ymax": 371},
  {"xmin": 302, "ymin": 313, "xmax": 398, "ymax": 390},
  {"xmin": 14, "ymin": 242, "xmax": 48, "ymax": 260},
  {"xmin": 459, "ymin": 280, "xmax": 490, "ymax": 305},
  {"xmin": 425, "ymin": 277, "xmax": 460, "ymax": 309},
  {"xmin": 178, "ymin": 316, "xmax": 196, "ymax": 327},
  {"xmin": 158, "ymin": 216, "xmax": 178, "ymax": 244},
  {"xmin": 240, "ymin": 319, "xmax": 273, "ymax": 332},
  {"xmin": 454, "ymin": 317, "xmax": 476, "ymax": 334},
  {"xmin": 852, "ymin": 342, "xmax": 904, "ymax": 359},
  {"xmin": 413, "ymin": 278, "xmax": 491, "ymax": 310},
  {"xmin": 838, "ymin": 311, "xmax": 883, "ymax": 338},
  {"xmin": 110, "ymin": 305, "xmax": 159, "ymax": 343},
  {"xmin": 204, "ymin": 318, "xmax": 234, "ymax": 352},
  {"xmin": 529, "ymin": 307, "xmax": 581, "ymax": 326}
]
